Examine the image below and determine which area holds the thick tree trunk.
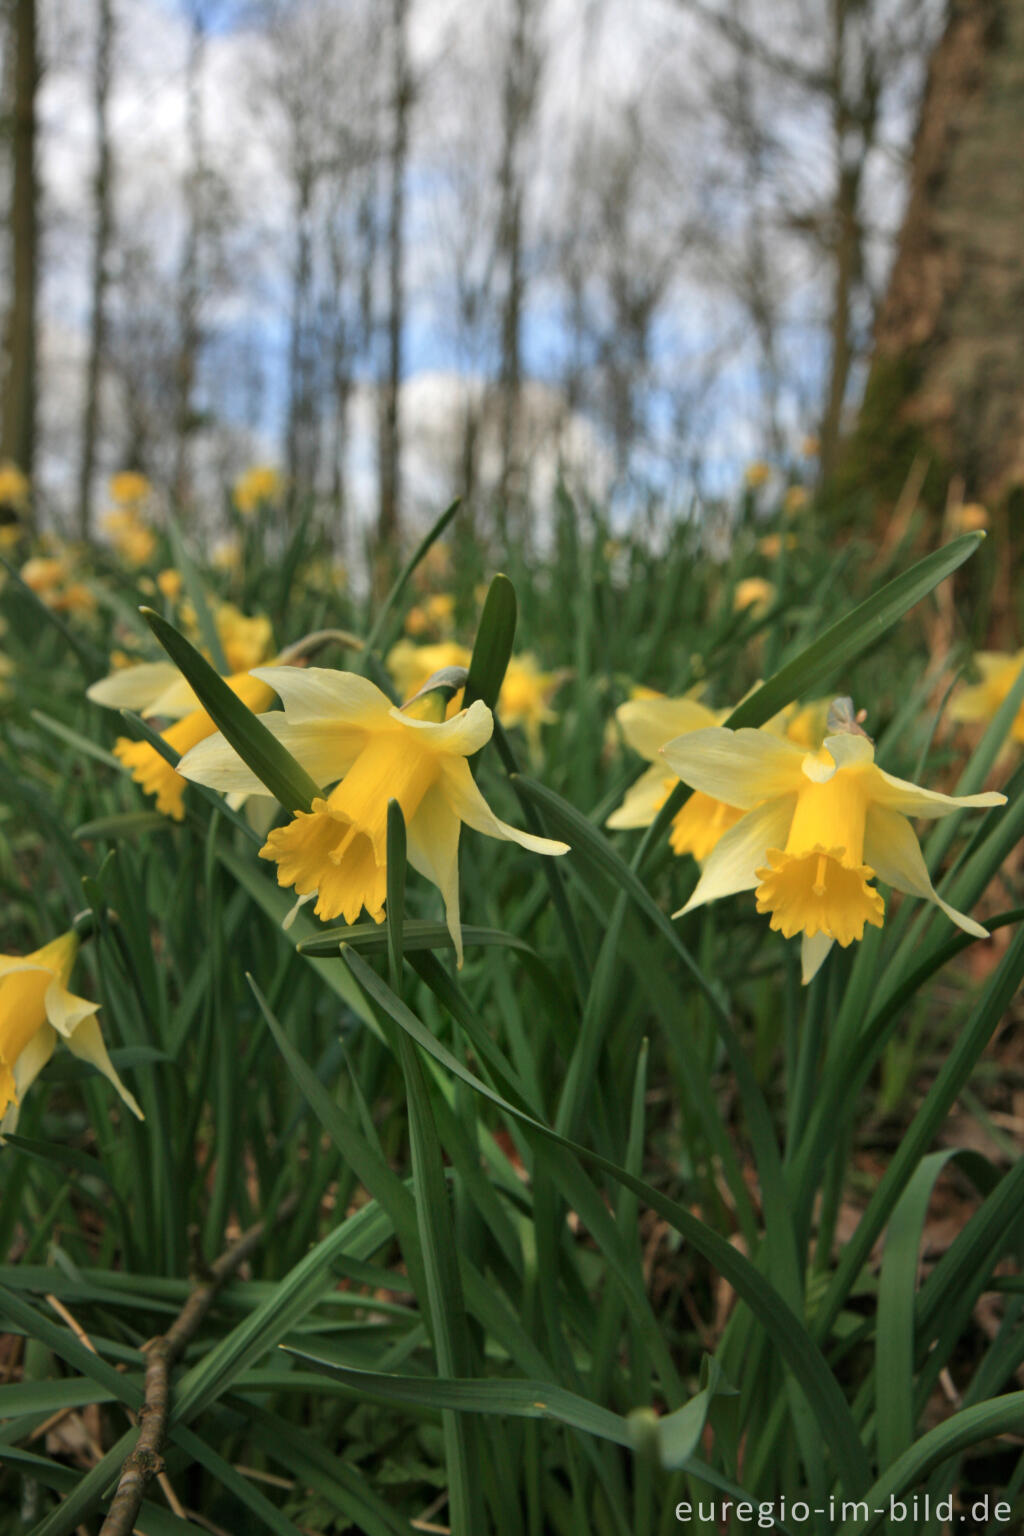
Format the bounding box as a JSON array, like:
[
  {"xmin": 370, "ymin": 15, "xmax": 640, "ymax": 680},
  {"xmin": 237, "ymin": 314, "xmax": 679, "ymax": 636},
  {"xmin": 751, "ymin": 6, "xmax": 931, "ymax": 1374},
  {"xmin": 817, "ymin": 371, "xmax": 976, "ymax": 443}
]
[
  {"xmin": 856, "ymin": 0, "xmax": 1024, "ymax": 504},
  {"xmin": 1, "ymin": 0, "xmax": 39, "ymax": 487},
  {"xmin": 77, "ymin": 0, "xmax": 114, "ymax": 538}
]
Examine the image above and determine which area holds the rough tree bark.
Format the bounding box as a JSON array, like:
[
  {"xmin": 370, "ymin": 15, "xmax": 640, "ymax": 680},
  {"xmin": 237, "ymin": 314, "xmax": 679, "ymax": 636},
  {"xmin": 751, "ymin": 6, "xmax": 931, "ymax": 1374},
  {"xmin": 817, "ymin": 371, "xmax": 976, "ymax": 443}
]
[
  {"xmin": 77, "ymin": 0, "xmax": 114, "ymax": 538},
  {"xmin": 1, "ymin": 0, "xmax": 39, "ymax": 486},
  {"xmin": 855, "ymin": 0, "xmax": 1024, "ymax": 504}
]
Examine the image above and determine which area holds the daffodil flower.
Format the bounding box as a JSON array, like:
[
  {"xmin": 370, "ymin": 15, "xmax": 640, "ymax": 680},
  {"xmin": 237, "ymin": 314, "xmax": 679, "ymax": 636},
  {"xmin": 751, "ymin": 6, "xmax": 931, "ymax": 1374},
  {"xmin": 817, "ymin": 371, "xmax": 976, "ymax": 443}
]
[
  {"xmin": 1, "ymin": 930, "xmax": 143, "ymax": 1133},
  {"xmin": 950, "ymin": 651, "xmax": 1024, "ymax": 744},
  {"xmin": 607, "ymin": 693, "xmax": 831, "ymax": 863},
  {"xmin": 177, "ymin": 668, "xmax": 568, "ymax": 964},
  {"xmin": 607, "ymin": 695, "xmax": 746, "ymax": 861},
  {"xmin": 663, "ymin": 726, "xmax": 1006, "ymax": 982},
  {"xmin": 88, "ymin": 660, "xmax": 276, "ymax": 822}
]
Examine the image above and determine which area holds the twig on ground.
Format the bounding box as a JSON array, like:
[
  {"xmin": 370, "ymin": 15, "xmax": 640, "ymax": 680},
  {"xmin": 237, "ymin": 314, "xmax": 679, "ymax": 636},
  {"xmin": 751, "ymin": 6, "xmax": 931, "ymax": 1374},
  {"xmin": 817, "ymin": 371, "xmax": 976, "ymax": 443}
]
[{"xmin": 98, "ymin": 1196, "xmax": 296, "ymax": 1536}]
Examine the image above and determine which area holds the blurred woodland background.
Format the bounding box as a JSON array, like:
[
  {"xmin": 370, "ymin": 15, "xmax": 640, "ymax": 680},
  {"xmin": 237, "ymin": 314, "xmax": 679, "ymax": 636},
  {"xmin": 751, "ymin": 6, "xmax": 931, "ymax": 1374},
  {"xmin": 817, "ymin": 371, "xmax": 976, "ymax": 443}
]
[{"xmin": 0, "ymin": 0, "xmax": 1022, "ymax": 558}]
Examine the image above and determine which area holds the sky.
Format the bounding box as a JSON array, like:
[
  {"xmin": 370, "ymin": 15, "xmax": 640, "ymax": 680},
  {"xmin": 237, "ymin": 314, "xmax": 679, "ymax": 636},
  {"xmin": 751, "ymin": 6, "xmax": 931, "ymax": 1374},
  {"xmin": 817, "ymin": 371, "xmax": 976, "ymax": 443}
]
[{"xmin": 29, "ymin": 0, "xmax": 937, "ymax": 546}]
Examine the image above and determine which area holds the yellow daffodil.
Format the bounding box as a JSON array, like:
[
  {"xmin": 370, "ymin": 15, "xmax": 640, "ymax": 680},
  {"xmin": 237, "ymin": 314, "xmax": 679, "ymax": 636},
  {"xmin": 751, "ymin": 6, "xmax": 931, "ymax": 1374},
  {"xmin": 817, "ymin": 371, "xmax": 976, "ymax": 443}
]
[
  {"xmin": 664, "ymin": 722, "xmax": 1005, "ymax": 982},
  {"xmin": 744, "ymin": 461, "xmax": 771, "ymax": 490},
  {"xmin": 608, "ymin": 693, "xmax": 829, "ymax": 862},
  {"xmin": 177, "ymin": 668, "xmax": 568, "ymax": 963},
  {"xmin": 1, "ymin": 930, "xmax": 143, "ymax": 1133},
  {"xmin": 608, "ymin": 695, "xmax": 746, "ymax": 861},
  {"xmin": 109, "ymin": 471, "xmax": 151, "ymax": 507},
  {"xmin": 405, "ymin": 592, "xmax": 455, "ymax": 638},
  {"xmin": 53, "ymin": 581, "xmax": 97, "ymax": 616},
  {"xmin": 21, "ymin": 554, "xmax": 67, "ymax": 594},
  {"xmin": 211, "ymin": 535, "xmax": 241, "ymax": 572},
  {"xmin": 214, "ymin": 603, "xmax": 274, "ymax": 674},
  {"xmin": 497, "ymin": 654, "xmax": 561, "ymax": 755},
  {"xmin": 233, "ymin": 464, "xmax": 283, "ymax": 516},
  {"xmin": 157, "ymin": 567, "xmax": 183, "ymax": 601},
  {"xmin": 758, "ymin": 533, "xmax": 798, "ymax": 559},
  {"xmin": 103, "ymin": 507, "xmax": 156, "ymax": 566},
  {"xmin": 734, "ymin": 577, "xmax": 775, "ymax": 616},
  {"xmin": 783, "ymin": 486, "xmax": 809, "ymax": 517},
  {"xmin": 0, "ymin": 460, "xmax": 30, "ymax": 513},
  {"xmin": 801, "ymin": 435, "xmax": 819, "ymax": 458},
  {"xmin": 387, "ymin": 640, "xmax": 472, "ymax": 702},
  {"xmin": 88, "ymin": 659, "xmax": 277, "ymax": 821},
  {"xmin": 950, "ymin": 503, "xmax": 988, "ymax": 535},
  {"xmin": 949, "ymin": 650, "xmax": 1024, "ymax": 743}
]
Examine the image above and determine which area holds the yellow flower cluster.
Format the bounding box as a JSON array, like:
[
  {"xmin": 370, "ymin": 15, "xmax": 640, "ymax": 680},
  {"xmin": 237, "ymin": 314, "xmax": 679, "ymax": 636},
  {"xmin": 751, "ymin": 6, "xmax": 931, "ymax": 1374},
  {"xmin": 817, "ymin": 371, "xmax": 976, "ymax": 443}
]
[
  {"xmin": 0, "ymin": 460, "xmax": 30, "ymax": 514},
  {"xmin": 21, "ymin": 551, "xmax": 96, "ymax": 615},
  {"xmin": 233, "ymin": 465, "xmax": 283, "ymax": 516}
]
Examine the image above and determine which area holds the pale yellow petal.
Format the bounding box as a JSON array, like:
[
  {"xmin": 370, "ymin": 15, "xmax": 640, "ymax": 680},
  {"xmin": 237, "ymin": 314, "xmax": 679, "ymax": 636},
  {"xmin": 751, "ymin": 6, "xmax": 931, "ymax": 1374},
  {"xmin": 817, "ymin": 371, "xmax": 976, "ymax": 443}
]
[
  {"xmin": 801, "ymin": 931, "xmax": 835, "ymax": 983},
  {"xmin": 61, "ymin": 1012, "xmax": 144, "ymax": 1120},
  {"xmin": 1, "ymin": 1023, "xmax": 56, "ymax": 1136},
  {"xmin": 867, "ymin": 764, "xmax": 1006, "ymax": 821},
  {"xmin": 863, "ymin": 803, "xmax": 990, "ymax": 939},
  {"xmin": 617, "ymin": 696, "xmax": 719, "ymax": 762},
  {"xmin": 389, "ymin": 698, "xmax": 494, "ymax": 757},
  {"xmin": 407, "ymin": 785, "xmax": 464, "ymax": 966},
  {"xmin": 44, "ymin": 979, "xmax": 100, "ymax": 1038},
  {"xmin": 86, "ymin": 662, "xmax": 187, "ymax": 716},
  {"xmin": 674, "ymin": 795, "xmax": 796, "ymax": 915},
  {"xmin": 662, "ymin": 727, "xmax": 805, "ymax": 809},
  {"xmin": 253, "ymin": 665, "xmax": 393, "ymax": 722},
  {"xmin": 606, "ymin": 765, "xmax": 671, "ymax": 830},
  {"xmin": 439, "ymin": 758, "xmax": 569, "ymax": 856}
]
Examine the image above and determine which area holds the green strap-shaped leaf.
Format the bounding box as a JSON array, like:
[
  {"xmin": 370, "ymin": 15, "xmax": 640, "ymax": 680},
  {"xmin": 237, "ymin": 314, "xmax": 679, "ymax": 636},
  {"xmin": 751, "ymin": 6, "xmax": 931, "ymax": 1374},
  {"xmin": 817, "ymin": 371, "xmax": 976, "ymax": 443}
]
[
  {"xmin": 141, "ymin": 606, "xmax": 320, "ymax": 812},
  {"xmin": 464, "ymin": 573, "xmax": 517, "ymax": 712}
]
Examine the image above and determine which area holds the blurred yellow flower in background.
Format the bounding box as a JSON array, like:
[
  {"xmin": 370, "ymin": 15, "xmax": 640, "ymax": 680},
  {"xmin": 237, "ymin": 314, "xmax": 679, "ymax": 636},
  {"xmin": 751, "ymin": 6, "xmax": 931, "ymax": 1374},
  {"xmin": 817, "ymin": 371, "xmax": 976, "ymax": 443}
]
[
  {"xmin": 214, "ymin": 603, "xmax": 274, "ymax": 674},
  {"xmin": 783, "ymin": 486, "xmax": 809, "ymax": 517},
  {"xmin": 950, "ymin": 503, "xmax": 989, "ymax": 534},
  {"xmin": 21, "ymin": 554, "xmax": 67, "ymax": 594},
  {"xmin": 405, "ymin": 592, "xmax": 455, "ymax": 637},
  {"xmin": 801, "ymin": 435, "xmax": 819, "ymax": 458},
  {"xmin": 387, "ymin": 639, "xmax": 472, "ymax": 701},
  {"xmin": 103, "ymin": 506, "xmax": 156, "ymax": 566},
  {"xmin": 1, "ymin": 929, "xmax": 143, "ymax": 1133},
  {"xmin": 497, "ymin": 653, "xmax": 560, "ymax": 755},
  {"xmin": 950, "ymin": 650, "xmax": 1024, "ymax": 743},
  {"xmin": 734, "ymin": 577, "xmax": 775, "ymax": 615},
  {"xmin": 758, "ymin": 533, "xmax": 797, "ymax": 559},
  {"xmin": 109, "ymin": 471, "xmax": 151, "ymax": 507},
  {"xmin": 233, "ymin": 464, "xmax": 283, "ymax": 516},
  {"xmin": 211, "ymin": 535, "xmax": 241, "ymax": 572},
  {"xmin": 157, "ymin": 567, "xmax": 183, "ymax": 601},
  {"xmin": 0, "ymin": 460, "xmax": 30, "ymax": 513},
  {"xmin": 744, "ymin": 461, "xmax": 771, "ymax": 490}
]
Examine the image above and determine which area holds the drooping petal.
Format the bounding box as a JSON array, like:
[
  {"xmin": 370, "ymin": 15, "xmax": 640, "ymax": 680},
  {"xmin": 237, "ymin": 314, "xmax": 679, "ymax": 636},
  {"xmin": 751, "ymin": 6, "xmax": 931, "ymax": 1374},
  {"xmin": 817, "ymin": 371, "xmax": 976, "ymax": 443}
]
[
  {"xmin": 58, "ymin": 1008, "xmax": 144, "ymax": 1120},
  {"xmin": 1, "ymin": 1022, "xmax": 57, "ymax": 1136},
  {"xmin": 251, "ymin": 666, "xmax": 394, "ymax": 722},
  {"xmin": 606, "ymin": 765, "xmax": 672, "ymax": 829},
  {"xmin": 439, "ymin": 758, "xmax": 569, "ymax": 856},
  {"xmin": 87, "ymin": 662, "xmax": 190, "ymax": 716},
  {"xmin": 407, "ymin": 784, "xmax": 464, "ymax": 966},
  {"xmin": 801, "ymin": 931, "xmax": 835, "ymax": 984},
  {"xmin": 867, "ymin": 765, "xmax": 1006, "ymax": 821},
  {"xmin": 662, "ymin": 727, "xmax": 805, "ymax": 809},
  {"xmin": 617, "ymin": 697, "xmax": 719, "ymax": 762},
  {"xmin": 44, "ymin": 980, "xmax": 101, "ymax": 1037},
  {"xmin": 674, "ymin": 795, "xmax": 796, "ymax": 916},
  {"xmin": 389, "ymin": 698, "xmax": 494, "ymax": 757},
  {"xmin": 863, "ymin": 803, "xmax": 990, "ymax": 939}
]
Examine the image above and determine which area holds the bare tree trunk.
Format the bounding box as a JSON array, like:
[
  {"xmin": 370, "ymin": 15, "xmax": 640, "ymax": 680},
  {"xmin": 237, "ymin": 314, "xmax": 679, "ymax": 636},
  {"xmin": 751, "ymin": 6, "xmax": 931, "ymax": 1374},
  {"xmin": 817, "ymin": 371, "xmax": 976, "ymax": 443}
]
[
  {"xmin": 284, "ymin": 163, "xmax": 314, "ymax": 501},
  {"xmin": 377, "ymin": 0, "xmax": 410, "ymax": 553},
  {"xmin": 172, "ymin": 5, "xmax": 205, "ymax": 512},
  {"xmin": 856, "ymin": 0, "xmax": 1023, "ymax": 505},
  {"xmin": 495, "ymin": 0, "xmax": 538, "ymax": 528},
  {"xmin": 76, "ymin": 0, "xmax": 114, "ymax": 538},
  {"xmin": 1, "ymin": 0, "xmax": 39, "ymax": 489}
]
